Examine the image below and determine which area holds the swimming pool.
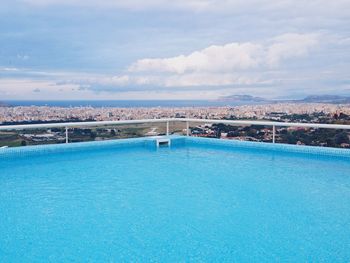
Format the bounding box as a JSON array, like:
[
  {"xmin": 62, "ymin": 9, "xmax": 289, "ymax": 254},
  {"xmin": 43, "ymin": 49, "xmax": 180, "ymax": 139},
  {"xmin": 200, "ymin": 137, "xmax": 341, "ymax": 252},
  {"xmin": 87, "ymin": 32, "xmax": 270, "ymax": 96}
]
[{"xmin": 1, "ymin": 136, "xmax": 350, "ymax": 262}]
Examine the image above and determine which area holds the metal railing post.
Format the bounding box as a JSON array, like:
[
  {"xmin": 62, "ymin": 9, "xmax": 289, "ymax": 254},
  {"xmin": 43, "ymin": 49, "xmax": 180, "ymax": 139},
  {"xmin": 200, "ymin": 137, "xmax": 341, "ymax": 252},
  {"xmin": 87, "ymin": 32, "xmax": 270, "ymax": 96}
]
[
  {"xmin": 186, "ymin": 121, "xmax": 189, "ymax": 136},
  {"xmin": 65, "ymin": 127, "xmax": 69, "ymax": 143},
  {"xmin": 1, "ymin": 119, "xmax": 350, "ymax": 149}
]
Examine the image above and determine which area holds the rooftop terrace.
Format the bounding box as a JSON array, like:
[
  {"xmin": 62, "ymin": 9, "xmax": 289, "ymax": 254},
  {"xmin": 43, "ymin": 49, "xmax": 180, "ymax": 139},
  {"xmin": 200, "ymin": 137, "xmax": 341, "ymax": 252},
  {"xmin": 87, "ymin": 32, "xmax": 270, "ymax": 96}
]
[{"xmin": 1, "ymin": 131, "xmax": 350, "ymax": 261}]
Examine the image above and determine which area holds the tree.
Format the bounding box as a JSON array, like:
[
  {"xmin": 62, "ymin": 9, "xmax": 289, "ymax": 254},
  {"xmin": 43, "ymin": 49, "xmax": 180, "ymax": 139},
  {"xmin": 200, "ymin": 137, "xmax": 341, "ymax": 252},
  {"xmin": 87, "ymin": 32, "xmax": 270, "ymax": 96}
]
[
  {"xmin": 90, "ymin": 131, "xmax": 97, "ymax": 140},
  {"xmin": 335, "ymin": 132, "xmax": 350, "ymax": 145}
]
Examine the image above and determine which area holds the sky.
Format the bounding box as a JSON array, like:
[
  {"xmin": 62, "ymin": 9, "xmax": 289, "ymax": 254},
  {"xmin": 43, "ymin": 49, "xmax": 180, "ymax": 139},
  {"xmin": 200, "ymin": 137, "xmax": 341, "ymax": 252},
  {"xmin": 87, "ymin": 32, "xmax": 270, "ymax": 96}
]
[{"xmin": 0, "ymin": 0, "xmax": 350, "ymax": 100}]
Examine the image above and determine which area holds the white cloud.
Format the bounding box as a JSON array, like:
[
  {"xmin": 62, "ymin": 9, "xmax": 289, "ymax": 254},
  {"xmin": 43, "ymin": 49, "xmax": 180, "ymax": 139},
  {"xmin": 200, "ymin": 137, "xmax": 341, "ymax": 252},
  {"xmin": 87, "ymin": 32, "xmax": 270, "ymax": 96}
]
[
  {"xmin": 128, "ymin": 34, "xmax": 318, "ymax": 79},
  {"xmin": 0, "ymin": 67, "xmax": 19, "ymax": 72},
  {"xmin": 48, "ymin": 33, "xmax": 319, "ymax": 91},
  {"xmin": 1, "ymin": 33, "xmax": 320, "ymax": 98},
  {"xmin": 0, "ymin": 79, "xmax": 82, "ymax": 99},
  {"xmin": 266, "ymin": 33, "xmax": 319, "ymax": 67},
  {"xmin": 129, "ymin": 43, "xmax": 261, "ymax": 74},
  {"xmin": 73, "ymin": 75, "xmax": 131, "ymax": 87},
  {"xmin": 16, "ymin": 54, "xmax": 30, "ymax": 60},
  {"xmin": 162, "ymin": 73, "xmax": 260, "ymax": 87}
]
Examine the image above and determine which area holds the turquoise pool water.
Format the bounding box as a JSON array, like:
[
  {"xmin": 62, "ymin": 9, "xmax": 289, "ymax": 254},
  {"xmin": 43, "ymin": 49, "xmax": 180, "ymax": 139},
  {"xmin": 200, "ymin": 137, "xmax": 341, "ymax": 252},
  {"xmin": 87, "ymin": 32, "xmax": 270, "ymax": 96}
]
[{"xmin": 1, "ymin": 137, "xmax": 350, "ymax": 262}]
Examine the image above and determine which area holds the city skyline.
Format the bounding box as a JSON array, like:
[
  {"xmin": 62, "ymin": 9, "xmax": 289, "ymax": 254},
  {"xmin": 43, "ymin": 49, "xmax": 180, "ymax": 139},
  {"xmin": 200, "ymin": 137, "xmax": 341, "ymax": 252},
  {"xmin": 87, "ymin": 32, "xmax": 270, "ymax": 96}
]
[{"xmin": 1, "ymin": 0, "xmax": 350, "ymax": 100}]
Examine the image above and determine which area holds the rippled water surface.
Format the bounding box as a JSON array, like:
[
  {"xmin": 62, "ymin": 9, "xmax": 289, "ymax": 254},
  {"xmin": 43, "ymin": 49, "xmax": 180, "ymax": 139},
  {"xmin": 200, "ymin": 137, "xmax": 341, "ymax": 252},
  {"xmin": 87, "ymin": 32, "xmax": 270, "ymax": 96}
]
[{"xmin": 1, "ymin": 141, "xmax": 350, "ymax": 262}]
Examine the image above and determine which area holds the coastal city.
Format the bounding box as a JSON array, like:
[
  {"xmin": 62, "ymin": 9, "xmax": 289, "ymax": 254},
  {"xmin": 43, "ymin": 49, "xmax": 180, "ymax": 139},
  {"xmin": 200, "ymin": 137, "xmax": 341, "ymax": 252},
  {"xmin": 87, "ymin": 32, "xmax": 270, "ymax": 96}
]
[
  {"xmin": 1, "ymin": 103, "xmax": 350, "ymax": 148},
  {"xmin": 2, "ymin": 0, "xmax": 350, "ymax": 260},
  {"xmin": 1, "ymin": 103, "xmax": 350, "ymax": 123}
]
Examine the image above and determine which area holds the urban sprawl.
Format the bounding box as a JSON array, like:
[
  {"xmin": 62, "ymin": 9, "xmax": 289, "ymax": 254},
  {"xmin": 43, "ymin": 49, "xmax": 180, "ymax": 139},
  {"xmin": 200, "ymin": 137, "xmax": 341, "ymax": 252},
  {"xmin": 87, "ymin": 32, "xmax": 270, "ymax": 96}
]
[{"xmin": 1, "ymin": 103, "xmax": 350, "ymax": 148}]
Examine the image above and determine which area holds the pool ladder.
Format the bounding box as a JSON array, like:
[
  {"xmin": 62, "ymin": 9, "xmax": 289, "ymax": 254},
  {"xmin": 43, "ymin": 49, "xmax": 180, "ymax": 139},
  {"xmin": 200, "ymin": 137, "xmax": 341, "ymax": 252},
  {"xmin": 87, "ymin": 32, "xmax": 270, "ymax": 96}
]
[{"xmin": 156, "ymin": 138, "xmax": 171, "ymax": 147}]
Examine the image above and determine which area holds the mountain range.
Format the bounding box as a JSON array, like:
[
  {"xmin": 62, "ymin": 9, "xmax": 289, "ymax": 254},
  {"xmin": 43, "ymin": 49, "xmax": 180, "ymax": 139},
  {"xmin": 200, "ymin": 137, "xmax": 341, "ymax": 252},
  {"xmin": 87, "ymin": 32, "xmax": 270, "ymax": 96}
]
[
  {"xmin": 219, "ymin": 95, "xmax": 350, "ymax": 104},
  {"xmin": 300, "ymin": 95, "xmax": 350, "ymax": 103}
]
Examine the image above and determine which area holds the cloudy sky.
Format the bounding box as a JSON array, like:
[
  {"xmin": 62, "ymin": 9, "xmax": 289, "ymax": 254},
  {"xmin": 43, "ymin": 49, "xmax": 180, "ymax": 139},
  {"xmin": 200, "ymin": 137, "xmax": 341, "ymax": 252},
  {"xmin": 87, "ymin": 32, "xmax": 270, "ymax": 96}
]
[{"xmin": 0, "ymin": 0, "xmax": 349, "ymax": 100}]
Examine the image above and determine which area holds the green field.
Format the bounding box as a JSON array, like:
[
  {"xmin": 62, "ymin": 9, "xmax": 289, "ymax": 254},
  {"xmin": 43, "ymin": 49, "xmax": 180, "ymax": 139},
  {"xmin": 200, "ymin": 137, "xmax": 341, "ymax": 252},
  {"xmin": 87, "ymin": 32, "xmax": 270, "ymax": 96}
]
[{"xmin": 0, "ymin": 122, "xmax": 187, "ymax": 147}]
